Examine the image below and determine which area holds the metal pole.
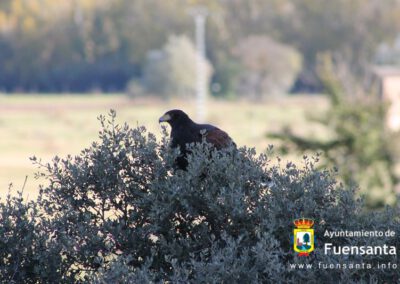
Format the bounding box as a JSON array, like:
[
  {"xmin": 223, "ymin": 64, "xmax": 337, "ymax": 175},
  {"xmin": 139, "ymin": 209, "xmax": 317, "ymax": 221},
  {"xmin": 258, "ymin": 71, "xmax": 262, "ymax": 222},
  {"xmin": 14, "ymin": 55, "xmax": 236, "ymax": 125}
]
[{"xmin": 192, "ymin": 8, "xmax": 208, "ymax": 122}]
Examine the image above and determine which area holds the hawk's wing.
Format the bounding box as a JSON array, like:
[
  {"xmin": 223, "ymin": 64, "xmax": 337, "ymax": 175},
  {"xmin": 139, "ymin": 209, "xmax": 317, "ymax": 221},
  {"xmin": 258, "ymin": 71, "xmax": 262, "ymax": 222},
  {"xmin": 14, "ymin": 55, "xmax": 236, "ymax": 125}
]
[{"xmin": 203, "ymin": 128, "xmax": 235, "ymax": 149}]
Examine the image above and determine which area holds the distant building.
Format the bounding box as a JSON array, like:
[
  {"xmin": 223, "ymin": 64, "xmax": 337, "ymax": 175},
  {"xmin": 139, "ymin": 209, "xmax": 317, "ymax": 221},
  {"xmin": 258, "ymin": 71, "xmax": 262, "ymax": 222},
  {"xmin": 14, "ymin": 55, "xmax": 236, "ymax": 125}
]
[{"xmin": 372, "ymin": 66, "xmax": 400, "ymax": 131}]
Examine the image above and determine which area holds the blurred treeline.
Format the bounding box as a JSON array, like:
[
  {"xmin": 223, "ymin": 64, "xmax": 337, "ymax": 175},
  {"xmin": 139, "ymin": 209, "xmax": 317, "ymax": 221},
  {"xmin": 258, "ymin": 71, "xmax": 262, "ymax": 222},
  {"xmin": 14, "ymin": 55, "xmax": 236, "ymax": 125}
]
[{"xmin": 1, "ymin": 0, "xmax": 400, "ymax": 96}]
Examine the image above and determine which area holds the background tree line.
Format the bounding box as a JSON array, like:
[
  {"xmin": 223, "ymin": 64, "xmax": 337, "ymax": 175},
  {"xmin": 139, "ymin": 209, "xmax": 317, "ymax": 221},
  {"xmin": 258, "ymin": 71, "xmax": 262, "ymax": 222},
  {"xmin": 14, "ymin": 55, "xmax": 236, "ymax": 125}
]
[{"xmin": 1, "ymin": 0, "xmax": 400, "ymax": 97}]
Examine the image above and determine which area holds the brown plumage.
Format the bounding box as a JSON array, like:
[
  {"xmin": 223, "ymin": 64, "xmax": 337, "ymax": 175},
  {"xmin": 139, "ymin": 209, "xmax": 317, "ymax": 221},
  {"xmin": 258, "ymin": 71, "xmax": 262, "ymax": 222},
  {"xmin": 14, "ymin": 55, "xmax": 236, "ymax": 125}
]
[
  {"xmin": 159, "ymin": 109, "xmax": 235, "ymax": 170},
  {"xmin": 204, "ymin": 128, "xmax": 232, "ymax": 149}
]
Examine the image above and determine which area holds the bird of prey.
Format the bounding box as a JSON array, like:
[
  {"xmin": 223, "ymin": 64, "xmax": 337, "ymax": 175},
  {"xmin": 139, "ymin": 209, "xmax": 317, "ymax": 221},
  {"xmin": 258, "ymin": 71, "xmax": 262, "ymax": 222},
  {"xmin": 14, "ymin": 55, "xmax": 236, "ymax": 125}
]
[{"xmin": 159, "ymin": 109, "xmax": 235, "ymax": 170}]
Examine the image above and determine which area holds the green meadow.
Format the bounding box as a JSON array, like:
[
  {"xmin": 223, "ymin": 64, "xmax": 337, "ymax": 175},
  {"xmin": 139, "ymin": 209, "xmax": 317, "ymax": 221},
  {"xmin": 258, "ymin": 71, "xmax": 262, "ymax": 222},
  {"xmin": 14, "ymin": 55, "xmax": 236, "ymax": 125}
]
[{"xmin": 0, "ymin": 94, "xmax": 328, "ymax": 199}]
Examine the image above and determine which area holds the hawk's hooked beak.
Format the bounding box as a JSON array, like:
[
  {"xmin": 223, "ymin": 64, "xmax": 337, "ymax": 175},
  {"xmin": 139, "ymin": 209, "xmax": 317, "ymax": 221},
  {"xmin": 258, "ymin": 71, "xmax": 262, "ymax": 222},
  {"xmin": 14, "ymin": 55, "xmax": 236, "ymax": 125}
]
[{"xmin": 159, "ymin": 113, "xmax": 171, "ymax": 123}]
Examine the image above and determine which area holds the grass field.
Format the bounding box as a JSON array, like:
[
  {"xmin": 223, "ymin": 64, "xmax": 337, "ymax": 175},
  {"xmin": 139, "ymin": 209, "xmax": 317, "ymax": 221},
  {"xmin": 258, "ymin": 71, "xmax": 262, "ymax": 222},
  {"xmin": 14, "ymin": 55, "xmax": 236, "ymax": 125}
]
[{"xmin": 0, "ymin": 94, "xmax": 329, "ymax": 199}]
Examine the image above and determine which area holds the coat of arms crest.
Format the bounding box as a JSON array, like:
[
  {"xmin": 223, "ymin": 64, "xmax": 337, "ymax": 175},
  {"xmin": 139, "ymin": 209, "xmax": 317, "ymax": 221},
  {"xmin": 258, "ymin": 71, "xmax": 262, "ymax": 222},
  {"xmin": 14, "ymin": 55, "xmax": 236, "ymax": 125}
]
[{"xmin": 293, "ymin": 218, "xmax": 315, "ymax": 256}]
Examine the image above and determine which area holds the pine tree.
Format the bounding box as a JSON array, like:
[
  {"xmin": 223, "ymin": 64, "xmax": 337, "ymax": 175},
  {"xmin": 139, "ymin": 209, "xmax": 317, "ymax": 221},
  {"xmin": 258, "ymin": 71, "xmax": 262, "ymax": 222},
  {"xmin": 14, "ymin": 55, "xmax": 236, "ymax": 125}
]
[{"xmin": 270, "ymin": 54, "xmax": 399, "ymax": 208}]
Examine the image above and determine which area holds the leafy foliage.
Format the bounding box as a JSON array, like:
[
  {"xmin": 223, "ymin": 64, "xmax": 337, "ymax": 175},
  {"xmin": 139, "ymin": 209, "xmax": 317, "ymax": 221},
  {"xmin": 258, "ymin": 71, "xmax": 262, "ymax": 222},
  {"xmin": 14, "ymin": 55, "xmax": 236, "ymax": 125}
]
[
  {"xmin": 1, "ymin": 110, "xmax": 399, "ymax": 282},
  {"xmin": 0, "ymin": 189, "xmax": 74, "ymax": 283},
  {"xmin": 233, "ymin": 35, "xmax": 302, "ymax": 98},
  {"xmin": 141, "ymin": 35, "xmax": 213, "ymax": 98},
  {"xmin": 270, "ymin": 54, "xmax": 399, "ymax": 208}
]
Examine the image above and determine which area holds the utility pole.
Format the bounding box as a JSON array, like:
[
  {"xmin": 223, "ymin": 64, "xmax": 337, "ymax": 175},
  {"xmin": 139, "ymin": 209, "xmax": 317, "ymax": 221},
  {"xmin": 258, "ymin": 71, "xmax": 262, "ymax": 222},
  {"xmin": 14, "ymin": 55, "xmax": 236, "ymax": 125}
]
[{"xmin": 189, "ymin": 7, "xmax": 208, "ymax": 122}]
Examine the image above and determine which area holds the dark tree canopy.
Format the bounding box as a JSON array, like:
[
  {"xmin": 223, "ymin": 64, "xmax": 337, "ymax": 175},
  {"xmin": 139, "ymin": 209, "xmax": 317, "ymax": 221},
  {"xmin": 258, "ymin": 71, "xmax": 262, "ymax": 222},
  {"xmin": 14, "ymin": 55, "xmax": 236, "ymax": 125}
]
[{"xmin": 0, "ymin": 110, "xmax": 398, "ymax": 282}]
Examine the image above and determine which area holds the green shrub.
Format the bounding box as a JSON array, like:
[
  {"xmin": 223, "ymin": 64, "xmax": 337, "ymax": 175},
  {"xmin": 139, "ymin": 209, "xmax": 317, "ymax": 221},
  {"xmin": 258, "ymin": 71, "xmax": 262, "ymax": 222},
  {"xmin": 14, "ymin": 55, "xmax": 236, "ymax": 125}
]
[
  {"xmin": 269, "ymin": 54, "xmax": 399, "ymax": 209},
  {"xmin": 233, "ymin": 35, "xmax": 303, "ymax": 98},
  {"xmin": 1, "ymin": 110, "xmax": 399, "ymax": 283},
  {"xmin": 141, "ymin": 35, "xmax": 213, "ymax": 98},
  {"xmin": 0, "ymin": 189, "xmax": 75, "ymax": 283}
]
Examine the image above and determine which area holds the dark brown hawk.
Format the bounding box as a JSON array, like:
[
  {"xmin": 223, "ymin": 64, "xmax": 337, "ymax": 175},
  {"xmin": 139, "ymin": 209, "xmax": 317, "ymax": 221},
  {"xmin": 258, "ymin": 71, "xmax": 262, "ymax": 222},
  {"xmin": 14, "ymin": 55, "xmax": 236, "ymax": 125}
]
[{"xmin": 159, "ymin": 109, "xmax": 235, "ymax": 170}]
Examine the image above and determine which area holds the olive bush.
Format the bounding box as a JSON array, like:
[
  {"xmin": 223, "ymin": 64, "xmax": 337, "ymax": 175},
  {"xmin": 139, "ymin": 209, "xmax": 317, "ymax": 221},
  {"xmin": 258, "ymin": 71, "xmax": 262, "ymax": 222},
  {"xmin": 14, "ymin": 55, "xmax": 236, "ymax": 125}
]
[
  {"xmin": 141, "ymin": 35, "xmax": 213, "ymax": 98},
  {"xmin": 0, "ymin": 190, "xmax": 75, "ymax": 283},
  {"xmin": 233, "ymin": 35, "xmax": 302, "ymax": 98},
  {"xmin": 1, "ymin": 110, "xmax": 399, "ymax": 283}
]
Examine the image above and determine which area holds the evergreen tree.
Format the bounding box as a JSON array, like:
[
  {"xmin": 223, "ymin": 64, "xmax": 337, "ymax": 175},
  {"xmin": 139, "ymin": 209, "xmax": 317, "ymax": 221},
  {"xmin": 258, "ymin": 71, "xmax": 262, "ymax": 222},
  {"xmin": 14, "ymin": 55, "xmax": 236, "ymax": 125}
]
[{"xmin": 270, "ymin": 54, "xmax": 399, "ymax": 208}]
